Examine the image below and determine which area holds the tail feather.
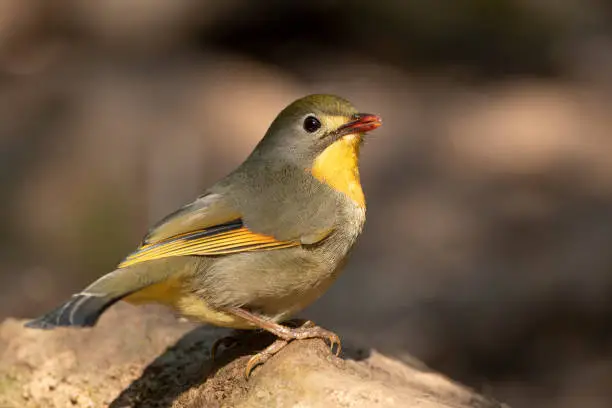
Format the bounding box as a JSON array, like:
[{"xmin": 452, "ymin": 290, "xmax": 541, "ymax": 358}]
[
  {"xmin": 25, "ymin": 263, "xmax": 182, "ymax": 330},
  {"xmin": 25, "ymin": 294, "xmax": 119, "ymax": 329}
]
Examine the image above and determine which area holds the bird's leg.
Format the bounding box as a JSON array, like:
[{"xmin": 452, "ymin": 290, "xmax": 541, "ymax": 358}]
[
  {"xmin": 210, "ymin": 318, "xmax": 315, "ymax": 362},
  {"xmin": 225, "ymin": 307, "xmax": 341, "ymax": 378},
  {"xmin": 228, "ymin": 308, "xmax": 341, "ymax": 352}
]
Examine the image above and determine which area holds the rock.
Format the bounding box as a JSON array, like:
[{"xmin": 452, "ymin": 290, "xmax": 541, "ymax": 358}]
[{"xmin": 0, "ymin": 303, "xmax": 507, "ymax": 407}]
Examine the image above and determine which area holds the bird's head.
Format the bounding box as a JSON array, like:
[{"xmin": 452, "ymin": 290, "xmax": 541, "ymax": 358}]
[
  {"xmin": 248, "ymin": 94, "xmax": 382, "ymax": 207},
  {"xmin": 254, "ymin": 94, "xmax": 381, "ymax": 166}
]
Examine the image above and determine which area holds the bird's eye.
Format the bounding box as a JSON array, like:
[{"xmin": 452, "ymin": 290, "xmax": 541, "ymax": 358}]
[{"xmin": 303, "ymin": 116, "xmax": 322, "ymax": 133}]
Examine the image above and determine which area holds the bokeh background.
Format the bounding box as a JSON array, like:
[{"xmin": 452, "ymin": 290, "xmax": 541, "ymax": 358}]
[{"xmin": 1, "ymin": 1, "xmax": 612, "ymax": 407}]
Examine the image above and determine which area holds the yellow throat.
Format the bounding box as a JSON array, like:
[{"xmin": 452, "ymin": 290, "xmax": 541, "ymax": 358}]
[{"xmin": 311, "ymin": 134, "xmax": 365, "ymax": 208}]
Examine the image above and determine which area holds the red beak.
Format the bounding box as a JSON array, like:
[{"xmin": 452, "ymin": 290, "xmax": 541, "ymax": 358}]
[{"xmin": 336, "ymin": 113, "xmax": 382, "ymax": 136}]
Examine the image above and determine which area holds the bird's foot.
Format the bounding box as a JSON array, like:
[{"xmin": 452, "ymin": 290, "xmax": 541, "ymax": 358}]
[
  {"xmin": 210, "ymin": 320, "xmax": 316, "ymax": 362},
  {"xmin": 224, "ymin": 307, "xmax": 342, "ymax": 379},
  {"xmin": 244, "ymin": 338, "xmax": 289, "ymax": 378},
  {"xmin": 243, "ymin": 320, "xmax": 342, "ymax": 379},
  {"xmin": 274, "ymin": 320, "xmax": 341, "ymax": 355}
]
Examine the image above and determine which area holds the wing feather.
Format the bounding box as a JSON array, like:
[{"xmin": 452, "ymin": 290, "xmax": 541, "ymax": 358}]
[
  {"xmin": 142, "ymin": 193, "xmax": 242, "ymax": 245},
  {"xmin": 119, "ymin": 219, "xmax": 299, "ymax": 268}
]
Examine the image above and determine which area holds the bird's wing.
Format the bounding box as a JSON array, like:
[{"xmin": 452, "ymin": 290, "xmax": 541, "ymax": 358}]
[{"xmin": 118, "ymin": 193, "xmax": 300, "ymax": 268}]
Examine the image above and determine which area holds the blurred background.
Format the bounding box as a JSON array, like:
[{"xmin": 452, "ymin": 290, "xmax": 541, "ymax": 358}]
[{"xmin": 1, "ymin": 1, "xmax": 612, "ymax": 407}]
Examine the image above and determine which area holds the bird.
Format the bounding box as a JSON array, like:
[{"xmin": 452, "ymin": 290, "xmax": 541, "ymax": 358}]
[{"xmin": 25, "ymin": 94, "xmax": 382, "ymax": 377}]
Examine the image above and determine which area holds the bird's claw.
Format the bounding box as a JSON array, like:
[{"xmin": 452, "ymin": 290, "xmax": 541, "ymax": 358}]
[
  {"xmin": 243, "ymin": 320, "xmax": 341, "ymax": 378},
  {"xmin": 328, "ymin": 333, "xmax": 342, "ymax": 356},
  {"xmin": 244, "ymin": 338, "xmax": 289, "ymax": 379},
  {"xmin": 284, "ymin": 323, "xmax": 342, "ymax": 356}
]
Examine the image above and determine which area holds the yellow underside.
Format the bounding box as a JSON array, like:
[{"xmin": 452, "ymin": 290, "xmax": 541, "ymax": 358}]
[{"xmin": 123, "ymin": 277, "xmax": 254, "ymax": 329}]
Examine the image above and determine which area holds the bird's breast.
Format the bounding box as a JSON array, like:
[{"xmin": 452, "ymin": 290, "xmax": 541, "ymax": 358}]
[{"xmin": 310, "ymin": 135, "xmax": 365, "ymax": 209}]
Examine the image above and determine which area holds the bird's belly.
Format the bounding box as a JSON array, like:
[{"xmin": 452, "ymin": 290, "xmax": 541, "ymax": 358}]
[
  {"xmin": 248, "ymin": 254, "xmax": 351, "ymax": 322},
  {"xmin": 123, "ymin": 275, "xmax": 256, "ymax": 329},
  {"xmin": 175, "ymin": 293, "xmax": 256, "ymax": 329},
  {"xmin": 267, "ymin": 270, "xmax": 340, "ymax": 321}
]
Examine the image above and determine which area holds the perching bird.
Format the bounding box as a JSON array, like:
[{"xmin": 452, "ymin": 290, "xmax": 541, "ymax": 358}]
[{"xmin": 25, "ymin": 94, "xmax": 382, "ymax": 377}]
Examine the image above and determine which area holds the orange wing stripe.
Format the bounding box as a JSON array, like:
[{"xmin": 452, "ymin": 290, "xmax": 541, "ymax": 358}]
[{"xmin": 119, "ymin": 221, "xmax": 298, "ymax": 268}]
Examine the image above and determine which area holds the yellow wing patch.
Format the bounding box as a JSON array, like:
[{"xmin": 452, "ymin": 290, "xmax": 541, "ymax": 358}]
[{"xmin": 119, "ymin": 220, "xmax": 298, "ymax": 268}]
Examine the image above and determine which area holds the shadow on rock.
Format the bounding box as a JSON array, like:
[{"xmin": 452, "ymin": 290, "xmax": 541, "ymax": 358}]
[{"xmin": 110, "ymin": 323, "xmax": 370, "ymax": 407}]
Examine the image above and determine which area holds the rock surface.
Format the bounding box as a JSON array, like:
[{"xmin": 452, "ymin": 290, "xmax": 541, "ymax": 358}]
[{"xmin": 0, "ymin": 303, "xmax": 507, "ymax": 407}]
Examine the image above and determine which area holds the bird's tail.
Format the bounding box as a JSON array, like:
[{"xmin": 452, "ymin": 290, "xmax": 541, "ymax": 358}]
[
  {"xmin": 24, "ymin": 260, "xmax": 184, "ymax": 330},
  {"xmin": 24, "ymin": 293, "xmax": 120, "ymax": 329}
]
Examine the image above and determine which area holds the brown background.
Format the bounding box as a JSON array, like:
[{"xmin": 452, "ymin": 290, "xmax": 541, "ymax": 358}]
[{"xmin": 1, "ymin": 1, "xmax": 612, "ymax": 407}]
